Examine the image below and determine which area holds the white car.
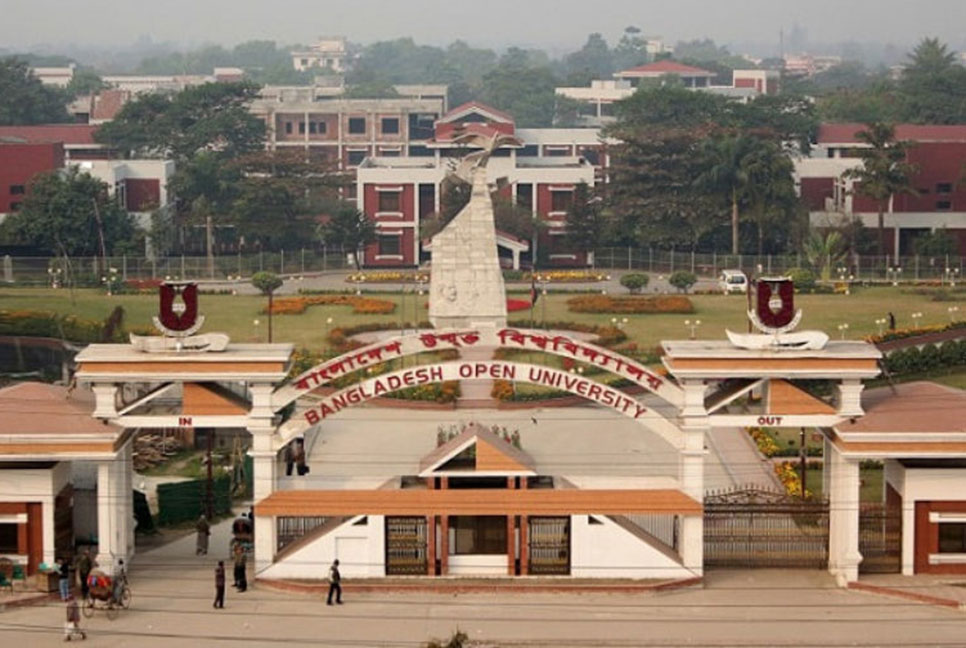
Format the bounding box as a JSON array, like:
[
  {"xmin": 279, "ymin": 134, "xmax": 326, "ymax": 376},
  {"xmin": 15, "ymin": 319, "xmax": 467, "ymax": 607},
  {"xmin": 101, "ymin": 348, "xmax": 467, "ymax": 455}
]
[{"xmin": 719, "ymin": 269, "xmax": 748, "ymax": 294}]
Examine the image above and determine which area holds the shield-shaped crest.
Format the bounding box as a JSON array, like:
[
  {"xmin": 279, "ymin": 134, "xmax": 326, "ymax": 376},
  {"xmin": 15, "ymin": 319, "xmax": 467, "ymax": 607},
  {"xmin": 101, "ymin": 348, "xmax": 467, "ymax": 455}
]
[
  {"xmin": 154, "ymin": 282, "xmax": 204, "ymax": 336},
  {"xmin": 748, "ymin": 277, "xmax": 802, "ymax": 334}
]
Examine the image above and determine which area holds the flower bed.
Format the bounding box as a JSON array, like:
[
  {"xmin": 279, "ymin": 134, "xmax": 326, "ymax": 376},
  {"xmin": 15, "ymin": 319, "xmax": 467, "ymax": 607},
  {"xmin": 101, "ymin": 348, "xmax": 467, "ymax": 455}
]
[
  {"xmin": 506, "ymin": 298, "xmax": 531, "ymax": 312},
  {"xmin": 566, "ymin": 295, "xmax": 694, "ymax": 314},
  {"xmin": 503, "ymin": 270, "xmax": 608, "ymax": 283},
  {"xmin": 774, "ymin": 461, "xmax": 811, "ymax": 498},
  {"xmin": 266, "ymin": 295, "xmax": 396, "ymax": 316},
  {"xmin": 345, "ymin": 272, "xmax": 429, "ymax": 284},
  {"xmin": 746, "ymin": 427, "xmax": 781, "ymax": 458}
]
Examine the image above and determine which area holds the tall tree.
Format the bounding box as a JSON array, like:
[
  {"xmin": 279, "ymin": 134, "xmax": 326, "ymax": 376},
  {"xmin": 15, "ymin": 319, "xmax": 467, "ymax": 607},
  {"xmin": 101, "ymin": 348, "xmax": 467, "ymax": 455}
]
[
  {"xmin": 565, "ymin": 182, "xmax": 610, "ymax": 261},
  {"xmin": 0, "ymin": 57, "xmax": 70, "ymax": 125},
  {"xmin": 844, "ymin": 123, "xmax": 918, "ymax": 256},
  {"xmin": 694, "ymin": 135, "xmax": 758, "ymax": 255},
  {"xmin": 898, "ymin": 38, "xmax": 966, "ymax": 124},
  {"xmin": 4, "ymin": 167, "xmax": 136, "ymax": 280},
  {"xmin": 739, "ymin": 139, "xmax": 798, "ymax": 255},
  {"xmin": 563, "ymin": 33, "xmax": 614, "ymax": 82},
  {"xmin": 316, "ymin": 202, "xmax": 377, "ymax": 270}
]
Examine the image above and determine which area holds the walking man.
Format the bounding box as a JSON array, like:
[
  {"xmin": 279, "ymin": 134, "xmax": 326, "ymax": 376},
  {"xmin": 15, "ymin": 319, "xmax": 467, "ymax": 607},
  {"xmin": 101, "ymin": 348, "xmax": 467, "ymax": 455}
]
[
  {"xmin": 64, "ymin": 594, "xmax": 86, "ymax": 641},
  {"xmin": 326, "ymin": 559, "xmax": 342, "ymax": 605},
  {"xmin": 233, "ymin": 544, "xmax": 247, "ymax": 593},
  {"xmin": 213, "ymin": 561, "xmax": 225, "ymax": 609},
  {"xmin": 196, "ymin": 514, "xmax": 210, "ymax": 556},
  {"xmin": 58, "ymin": 558, "xmax": 71, "ymax": 601},
  {"xmin": 75, "ymin": 550, "xmax": 92, "ymax": 599}
]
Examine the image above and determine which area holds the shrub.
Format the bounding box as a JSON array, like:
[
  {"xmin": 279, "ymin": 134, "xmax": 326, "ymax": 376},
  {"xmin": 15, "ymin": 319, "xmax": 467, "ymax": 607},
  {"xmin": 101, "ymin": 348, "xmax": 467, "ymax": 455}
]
[
  {"xmin": 619, "ymin": 272, "xmax": 650, "ymax": 294},
  {"xmin": 786, "ymin": 267, "xmax": 817, "ymax": 293},
  {"xmin": 668, "ymin": 271, "xmax": 697, "ymax": 294},
  {"xmin": 566, "ymin": 294, "xmax": 694, "ymax": 314}
]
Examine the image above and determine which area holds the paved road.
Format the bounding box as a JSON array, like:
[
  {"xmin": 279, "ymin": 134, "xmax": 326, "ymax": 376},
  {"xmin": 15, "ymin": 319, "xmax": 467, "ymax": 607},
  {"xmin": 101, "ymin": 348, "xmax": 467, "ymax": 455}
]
[{"xmin": 2, "ymin": 517, "xmax": 965, "ymax": 648}]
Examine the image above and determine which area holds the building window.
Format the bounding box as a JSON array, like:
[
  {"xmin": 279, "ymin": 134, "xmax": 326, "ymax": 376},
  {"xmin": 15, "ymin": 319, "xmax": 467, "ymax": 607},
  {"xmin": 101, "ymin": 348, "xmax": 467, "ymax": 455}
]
[
  {"xmin": 518, "ymin": 145, "xmax": 539, "ymax": 157},
  {"xmin": 938, "ymin": 523, "xmax": 966, "ymax": 553},
  {"xmin": 579, "ymin": 148, "xmax": 600, "ymax": 166},
  {"xmin": 300, "ymin": 58, "xmax": 308, "ymax": 66},
  {"xmin": 348, "ymin": 117, "xmax": 366, "ymax": 134},
  {"xmin": 347, "ymin": 150, "xmax": 367, "ymax": 167},
  {"xmin": 450, "ymin": 516, "xmax": 506, "ymax": 555},
  {"xmin": 0, "ymin": 523, "xmax": 17, "ymax": 553},
  {"xmin": 381, "ymin": 117, "xmax": 400, "ymax": 134},
  {"xmin": 380, "ymin": 148, "xmax": 401, "ymax": 157},
  {"xmin": 285, "ymin": 122, "xmax": 293, "ymax": 135},
  {"xmin": 298, "ymin": 122, "xmax": 305, "ymax": 135},
  {"xmin": 316, "ymin": 121, "xmax": 327, "ymax": 134},
  {"xmin": 409, "ymin": 145, "xmax": 433, "ymax": 157},
  {"xmin": 378, "ymin": 191, "xmax": 401, "ymax": 212},
  {"xmin": 937, "ymin": 183, "xmax": 953, "ymax": 194},
  {"xmin": 516, "ymin": 183, "xmax": 533, "ymax": 209},
  {"xmin": 377, "ymin": 234, "xmax": 401, "ymax": 256},
  {"xmin": 544, "ymin": 146, "xmax": 570, "ymax": 157},
  {"xmin": 551, "ymin": 190, "xmax": 574, "ymax": 212},
  {"xmin": 936, "ymin": 200, "xmax": 952, "ymax": 211},
  {"xmin": 9, "ymin": 185, "xmax": 25, "ymax": 195},
  {"xmin": 10, "ymin": 202, "xmax": 21, "ymax": 212},
  {"xmin": 309, "ymin": 122, "xmax": 317, "ymax": 134}
]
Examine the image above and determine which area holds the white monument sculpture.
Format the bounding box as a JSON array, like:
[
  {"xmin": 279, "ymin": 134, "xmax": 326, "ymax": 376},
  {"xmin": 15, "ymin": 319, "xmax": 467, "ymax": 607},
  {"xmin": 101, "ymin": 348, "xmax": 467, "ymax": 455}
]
[{"xmin": 428, "ymin": 132, "xmax": 516, "ymax": 329}]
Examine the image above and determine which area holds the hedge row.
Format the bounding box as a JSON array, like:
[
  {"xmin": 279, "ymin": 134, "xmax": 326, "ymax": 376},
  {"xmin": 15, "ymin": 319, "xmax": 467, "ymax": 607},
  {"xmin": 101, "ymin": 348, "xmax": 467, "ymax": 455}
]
[
  {"xmin": 0, "ymin": 309, "xmax": 129, "ymax": 344},
  {"xmin": 884, "ymin": 340, "xmax": 966, "ymax": 375}
]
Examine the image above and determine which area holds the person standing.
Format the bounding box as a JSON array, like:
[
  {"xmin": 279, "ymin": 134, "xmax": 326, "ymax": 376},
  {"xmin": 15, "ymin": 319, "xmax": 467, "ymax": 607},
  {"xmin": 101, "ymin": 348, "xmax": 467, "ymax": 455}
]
[
  {"xmin": 64, "ymin": 594, "xmax": 85, "ymax": 641},
  {"xmin": 75, "ymin": 550, "xmax": 92, "ymax": 599},
  {"xmin": 213, "ymin": 561, "xmax": 226, "ymax": 609},
  {"xmin": 58, "ymin": 558, "xmax": 71, "ymax": 601},
  {"xmin": 233, "ymin": 545, "xmax": 247, "ymax": 593},
  {"xmin": 196, "ymin": 514, "xmax": 210, "ymax": 556},
  {"xmin": 888, "ymin": 311, "xmax": 896, "ymax": 331},
  {"xmin": 295, "ymin": 439, "xmax": 308, "ymax": 476},
  {"xmin": 326, "ymin": 559, "xmax": 342, "ymax": 605},
  {"xmin": 284, "ymin": 442, "xmax": 294, "ymax": 476}
]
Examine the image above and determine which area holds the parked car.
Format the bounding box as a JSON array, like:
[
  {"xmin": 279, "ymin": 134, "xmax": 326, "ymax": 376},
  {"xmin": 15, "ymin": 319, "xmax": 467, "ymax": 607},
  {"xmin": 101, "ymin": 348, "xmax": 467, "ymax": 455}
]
[{"xmin": 719, "ymin": 269, "xmax": 748, "ymax": 294}]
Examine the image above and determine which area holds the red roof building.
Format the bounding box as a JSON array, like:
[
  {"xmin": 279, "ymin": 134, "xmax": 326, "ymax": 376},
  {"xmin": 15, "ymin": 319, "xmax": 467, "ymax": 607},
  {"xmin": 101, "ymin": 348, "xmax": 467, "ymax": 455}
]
[
  {"xmin": 615, "ymin": 60, "xmax": 715, "ymax": 88},
  {"xmin": 0, "ymin": 124, "xmax": 106, "ymax": 161},
  {"xmin": 0, "ymin": 142, "xmax": 64, "ymax": 215}
]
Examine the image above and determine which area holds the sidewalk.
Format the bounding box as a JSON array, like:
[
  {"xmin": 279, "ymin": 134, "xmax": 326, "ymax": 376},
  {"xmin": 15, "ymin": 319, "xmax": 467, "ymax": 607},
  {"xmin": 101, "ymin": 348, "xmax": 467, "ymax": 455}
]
[
  {"xmin": 706, "ymin": 426, "xmax": 781, "ymax": 491},
  {"xmin": 851, "ymin": 573, "xmax": 966, "ymax": 610}
]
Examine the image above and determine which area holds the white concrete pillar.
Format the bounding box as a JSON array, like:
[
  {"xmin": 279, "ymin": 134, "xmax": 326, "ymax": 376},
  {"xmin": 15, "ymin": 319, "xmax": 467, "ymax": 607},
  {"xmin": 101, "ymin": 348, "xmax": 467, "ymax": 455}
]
[
  {"xmin": 95, "ymin": 459, "xmax": 117, "ymax": 570},
  {"xmin": 827, "ymin": 442, "xmax": 862, "ymax": 585},
  {"xmin": 837, "ymin": 380, "xmax": 865, "ymax": 418},
  {"xmin": 250, "ymin": 423, "xmax": 278, "ymax": 574},
  {"xmin": 512, "ymin": 249, "xmax": 520, "ymax": 270},
  {"xmin": 679, "ymin": 378, "xmax": 708, "ymax": 576},
  {"xmin": 120, "ymin": 440, "xmax": 135, "ymax": 558},
  {"xmin": 42, "ymin": 496, "xmax": 55, "ymax": 565},
  {"xmin": 91, "ymin": 384, "xmax": 118, "ymax": 419}
]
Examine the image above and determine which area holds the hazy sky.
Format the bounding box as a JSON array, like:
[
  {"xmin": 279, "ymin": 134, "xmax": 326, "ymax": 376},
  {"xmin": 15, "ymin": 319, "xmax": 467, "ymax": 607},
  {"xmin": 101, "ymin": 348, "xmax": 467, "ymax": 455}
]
[{"xmin": 3, "ymin": 0, "xmax": 966, "ymax": 54}]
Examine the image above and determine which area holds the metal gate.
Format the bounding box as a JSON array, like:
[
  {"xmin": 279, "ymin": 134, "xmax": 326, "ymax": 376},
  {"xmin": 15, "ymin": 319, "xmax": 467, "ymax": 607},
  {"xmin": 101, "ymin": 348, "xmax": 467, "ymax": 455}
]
[
  {"xmin": 859, "ymin": 503, "xmax": 902, "ymax": 573},
  {"xmin": 704, "ymin": 488, "xmax": 829, "ymax": 568},
  {"xmin": 528, "ymin": 517, "xmax": 570, "ymax": 575},
  {"xmin": 385, "ymin": 516, "xmax": 428, "ymax": 575}
]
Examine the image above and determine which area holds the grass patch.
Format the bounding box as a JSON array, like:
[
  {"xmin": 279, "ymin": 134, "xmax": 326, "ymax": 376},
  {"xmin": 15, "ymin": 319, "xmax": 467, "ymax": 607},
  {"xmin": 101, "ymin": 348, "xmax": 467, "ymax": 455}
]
[
  {"xmin": 806, "ymin": 466, "xmax": 883, "ymax": 502},
  {"xmin": 1, "ymin": 285, "xmax": 961, "ymax": 351}
]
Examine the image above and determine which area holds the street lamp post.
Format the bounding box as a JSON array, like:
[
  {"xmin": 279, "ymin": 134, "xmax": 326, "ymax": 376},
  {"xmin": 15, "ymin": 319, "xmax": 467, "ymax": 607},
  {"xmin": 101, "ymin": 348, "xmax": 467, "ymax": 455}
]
[
  {"xmin": 875, "ymin": 318, "xmax": 887, "ymax": 335},
  {"xmin": 684, "ymin": 319, "xmax": 702, "ymax": 340},
  {"xmin": 888, "ymin": 266, "xmax": 902, "ymax": 287},
  {"xmin": 538, "ymin": 275, "xmax": 549, "ymax": 328},
  {"xmin": 837, "ymin": 323, "xmax": 850, "ymax": 340},
  {"xmin": 911, "ymin": 312, "xmax": 923, "ymax": 329},
  {"xmin": 948, "ymin": 306, "xmax": 960, "ymax": 323}
]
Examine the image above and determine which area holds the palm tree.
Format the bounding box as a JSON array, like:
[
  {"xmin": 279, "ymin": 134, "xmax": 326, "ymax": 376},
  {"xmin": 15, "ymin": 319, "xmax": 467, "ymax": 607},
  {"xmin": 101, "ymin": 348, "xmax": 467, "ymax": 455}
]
[
  {"xmin": 803, "ymin": 231, "xmax": 846, "ymax": 282},
  {"xmin": 739, "ymin": 139, "xmax": 797, "ymax": 256},
  {"xmin": 694, "ymin": 135, "xmax": 757, "ymax": 255},
  {"xmin": 843, "ymin": 123, "xmax": 918, "ymax": 257}
]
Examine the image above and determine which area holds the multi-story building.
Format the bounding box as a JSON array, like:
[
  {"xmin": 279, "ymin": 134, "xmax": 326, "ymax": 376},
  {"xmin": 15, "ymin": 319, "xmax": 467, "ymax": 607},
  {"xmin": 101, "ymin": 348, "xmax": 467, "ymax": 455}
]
[
  {"xmin": 557, "ymin": 64, "xmax": 778, "ymax": 126},
  {"xmin": 356, "ymin": 102, "xmax": 601, "ymax": 268},
  {"xmin": 0, "ymin": 142, "xmax": 64, "ymax": 219},
  {"xmin": 0, "ymin": 124, "xmax": 105, "ymax": 161},
  {"xmin": 29, "ymin": 64, "xmax": 75, "ymax": 87},
  {"xmin": 797, "ymin": 123, "xmax": 966, "ymax": 256},
  {"xmin": 291, "ymin": 37, "xmax": 349, "ymax": 73}
]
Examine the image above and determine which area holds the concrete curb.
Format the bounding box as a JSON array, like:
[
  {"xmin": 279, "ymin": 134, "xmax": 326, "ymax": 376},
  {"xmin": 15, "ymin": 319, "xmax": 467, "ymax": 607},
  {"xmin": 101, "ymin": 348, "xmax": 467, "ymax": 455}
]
[
  {"xmin": 256, "ymin": 576, "xmax": 703, "ymax": 596},
  {"xmin": 848, "ymin": 581, "xmax": 965, "ymax": 611},
  {"xmin": 0, "ymin": 591, "xmax": 58, "ymax": 612}
]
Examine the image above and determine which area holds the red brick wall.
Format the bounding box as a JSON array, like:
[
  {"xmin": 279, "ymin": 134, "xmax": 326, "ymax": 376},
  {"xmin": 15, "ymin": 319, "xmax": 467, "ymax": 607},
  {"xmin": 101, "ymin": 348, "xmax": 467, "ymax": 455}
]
[
  {"xmin": 125, "ymin": 178, "xmax": 160, "ymax": 211},
  {"xmin": 0, "ymin": 143, "xmax": 64, "ymax": 212},
  {"xmin": 800, "ymin": 177, "xmax": 834, "ymax": 211},
  {"xmin": 915, "ymin": 500, "xmax": 966, "ymax": 574}
]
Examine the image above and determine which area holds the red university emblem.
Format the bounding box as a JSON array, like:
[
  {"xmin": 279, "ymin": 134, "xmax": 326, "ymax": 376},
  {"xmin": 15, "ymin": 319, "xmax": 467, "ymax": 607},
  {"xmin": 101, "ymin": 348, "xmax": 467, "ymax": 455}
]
[{"xmin": 153, "ymin": 282, "xmax": 204, "ymax": 336}]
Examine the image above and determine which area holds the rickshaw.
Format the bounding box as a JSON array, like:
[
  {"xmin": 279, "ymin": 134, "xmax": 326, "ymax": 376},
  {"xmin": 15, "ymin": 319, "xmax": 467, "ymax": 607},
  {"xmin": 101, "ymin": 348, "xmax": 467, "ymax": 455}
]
[{"xmin": 82, "ymin": 570, "xmax": 131, "ymax": 620}]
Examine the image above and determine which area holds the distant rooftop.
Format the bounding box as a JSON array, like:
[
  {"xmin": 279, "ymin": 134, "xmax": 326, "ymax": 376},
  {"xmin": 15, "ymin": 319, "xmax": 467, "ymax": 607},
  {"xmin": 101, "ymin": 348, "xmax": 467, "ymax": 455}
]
[
  {"xmin": 819, "ymin": 123, "xmax": 966, "ymax": 144},
  {"xmin": 616, "ymin": 60, "xmax": 714, "ymax": 78}
]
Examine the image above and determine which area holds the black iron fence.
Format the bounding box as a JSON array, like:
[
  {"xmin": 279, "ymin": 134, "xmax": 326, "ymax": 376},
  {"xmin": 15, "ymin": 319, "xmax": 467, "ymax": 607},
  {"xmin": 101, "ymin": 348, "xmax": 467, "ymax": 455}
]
[
  {"xmin": 704, "ymin": 487, "xmax": 830, "ymax": 569},
  {"xmin": 858, "ymin": 503, "xmax": 902, "ymax": 574}
]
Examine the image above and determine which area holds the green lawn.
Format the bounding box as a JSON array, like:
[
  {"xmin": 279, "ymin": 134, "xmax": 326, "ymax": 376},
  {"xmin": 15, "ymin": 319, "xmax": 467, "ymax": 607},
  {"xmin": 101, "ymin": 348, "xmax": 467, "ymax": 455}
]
[
  {"xmin": 1, "ymin": 285, "xmax": 962, "ymax": 351},
  {"xmin": 806, "ymin": 466, "xmax": 884, "ymax": 502}
]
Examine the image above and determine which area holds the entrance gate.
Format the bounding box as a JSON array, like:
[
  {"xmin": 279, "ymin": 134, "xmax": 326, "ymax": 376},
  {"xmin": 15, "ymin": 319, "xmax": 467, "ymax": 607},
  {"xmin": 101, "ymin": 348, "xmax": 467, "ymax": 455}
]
[
  {"xmin": 858, "ymin": 503, "xmax": 902, "ymax": 573},
  {"xmin": 704, "ymin": 488, "xmax": 830, "ymax": 568},
  {"xmin": 528, "ymin": 517, "xmax": 570, "ymax": 575},
  {"xmin": 385, "ymin": 517, "xmax": 428, "ymax": 576}
]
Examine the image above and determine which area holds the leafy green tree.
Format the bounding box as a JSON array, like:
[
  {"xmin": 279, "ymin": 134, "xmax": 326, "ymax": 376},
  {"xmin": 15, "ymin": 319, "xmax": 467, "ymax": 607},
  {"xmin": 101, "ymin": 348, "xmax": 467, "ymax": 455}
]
[
  {"xmin": 803, "ymin": 231, "xmax": 846, "ymax": 281},
  {"xmin": 96, "ymin": 81, "xmax": 265, "ymax": 160},
  {"xmin": 736, "ymin": 94, "xmax": 817, "ymax": 154},
  {"xmin": 66, "ymin": 68, "xmax": 105, "ymax": 97},
  {"xmin": 5, "ymin": 168, "xmax": 136, "ymax": 282},
  {"xmin": 316, "ymin": 203, "xmax": 377, "ymax": 270},
  {"xmin": 898, "ymin": 38, "xmax": 966, "ymax": 124},
  {"xmin": 914, "ymin": 228, "xmax": 959, "ymax": 257},
  {"xmin": 843, "ymin": 123, "xmax": 918, "ymax": 256},
  {"xmin": 477, "ymin": 62, "xmax": 559, "ymax": 128},
  {"xmin": 563, "ymin": 33, "xmax": 615, "ymax": 81},
  {"xmin": 613, "ymin": 26, "xmax": 649, "ymax": 71},
  {"xmin": 343, "ymin": 81, "xmax": 401, "ymax": 99},
  {"xmin": 668, "ymin": 270, "xmax": 697, "ymax": 293},
  {"xmin": 565, "ymin": 182, "xmax": 609, "ymax": 260},
  {"xmin": 738, "ymin": 138, "xmax": 798, "ymax": 255},
  {"xmin": 0, "ymin": 57, "xmax": 70, "ymax": 125},
  {"xmin": 620, "ymin": 272, "xmax": 650, "ymax": 294},
  {"xmin": 251, "ymin": 271, "xmax": 284, "ymax": 342}
]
